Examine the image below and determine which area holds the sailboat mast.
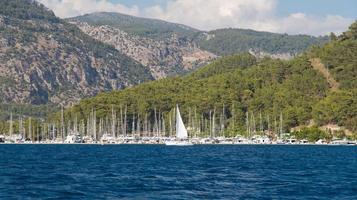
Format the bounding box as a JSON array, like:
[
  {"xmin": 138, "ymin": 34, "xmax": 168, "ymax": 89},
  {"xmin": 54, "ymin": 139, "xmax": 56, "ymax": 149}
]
[
  {"xmin": 220, "ymin": 105, "xmax": 225, "ymax": 137},
  {"xmin": 260, "ymin": 110, "xmax": 263, "ymax": 134},
  {"xmin": 111, "ymin": 106, "xmax": 116, "ymax": 138},
  {"xmin": 137, "ymin": 114, "xmax": 141, "ymax": 137},
  {"xmin": 194, "ymin": 108, "xmax": 197, "ymax": 138},
  {"xmin": 93, "ymin": 109, "xmax": 97, "ymax": 141},
  {"xmin": 29, "ymin": 117, "xmax": 32, "ymax": 142},
  {"xmin": 61, "ymin": 106, "xmax": 64, "ymax": 142},
  {"xmin": 124, "ymin": 105, "xmax": 127, "ymax": 137},
  {"xmin": 280, "ymin": 112, "xmax": 283, "ymax": 138},
  {"xmin": 209, "ymin": 110, "xmax": 212, "ymax": 138},
  {"xmin": 9, "ymin": 112, "xmax": 13, "ymax": 139},
  {"xmin": 161, "ymin": 114, "xmax": 165, "ymax": 137},
  {"xmin": 169, "ymin": 110, "xmax": 172, "ymax": 137},
  {"xmin": 212, "ymin": 108, "xmax": 216, "ymax": 138},
  {"xmin": 132, "ymin": 113, "xmax": 135, "ymax": 137},
  {"xmin": 246, "ymin": 112, "xmax": 249, "ymax": 137},
  {"xmin": 19, "ymin": 115, "xmax": 23, "ymax": 140}
]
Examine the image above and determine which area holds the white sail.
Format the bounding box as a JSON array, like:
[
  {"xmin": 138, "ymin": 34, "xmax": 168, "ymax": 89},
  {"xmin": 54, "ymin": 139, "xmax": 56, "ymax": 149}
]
[{"xmin": 176, "ymin": 105, "xmax": 188, "ymax": 139}]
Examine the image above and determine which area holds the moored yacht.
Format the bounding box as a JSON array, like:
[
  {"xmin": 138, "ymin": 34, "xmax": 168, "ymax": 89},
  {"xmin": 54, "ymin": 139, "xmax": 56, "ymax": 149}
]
[
  {"xmin": 165, "ymin": 105, "xmax": 193, "ymax": 146},
  {"xmin": 64, "ymin": 131, "xmax": 84, "ymax": 144}
]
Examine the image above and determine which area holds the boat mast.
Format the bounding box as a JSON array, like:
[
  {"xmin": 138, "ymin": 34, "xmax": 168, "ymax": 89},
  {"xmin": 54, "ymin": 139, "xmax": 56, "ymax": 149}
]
[
  {"xmin": 251, "ymin": 112, "xmax": 256, "ymax": 135},
  {"xmin": 279, "ymin": 112, "xmax": 283, "ymax": 138},
  {"xmin": 99, "ymin": 118, "xmax": 103, "ymax": 137},
  {"xmin": 111, "ymin": 106, "xmax": 116, "ymax": 138},
  {"xmin": 212, "ymin": 108, "xmax": 216, "ymax": 138},
  {"xmin": 61, "ymin": 106, "xmax": 64, "ymax": 142},
  {"xmin": 169, "ymin": 110, "xmax": 172, "ymax": 137},
  {"xmin": 124, "ymin": 105, "xmax": 127, "ymax": 137},
  {"xmin": 93, "ymin": 108, "xmax": 97, "ymax": 141},
  {"xmin": 144, "ymin": 113, "xmax": 148, "ymax": 137},
  {"xmin": 209, "ymin": 110, "xmax": 212, "ymax": 138},
  {"xmin": 9, "ymin": 112, "xmax": 13, "ymax": 140},
  {"xmin": 161, "ymin": 114, "xmax": 165, "ymax": 137},
  {"xmin": 221, "ymin": 104, "xmax": 225, "ymax": 137},
  {"xmin": 267, "ymin": 114, "xmax": 270, "ymax": 134},
  {"xmin": 137, "ymin": 114, "xmax": 141, "ymax": 137},
  {"xmin": 192, "ymin": 107, "xmax": 198, "ymax": 138},
  {"xmin": 157, "ymin": 112, "xmax": 160, "ymax": 137},
  {"xmin": 246, "ymin": 112, "xmax": 249, "ymax": 138},
  {"xmin": 131, "ymin": 113, "xmax": 135, "ymax": 137},
  {"xmin": 19, "ymin": 115, "xmax": 23, "ymax": 140},
  {"xmin": 260, "ymin": 110, "xmax": 263, "ymax": 134},
  {"xmin": 274, "ymin": 116, "xmax": 278, "ymax": 138},
  {"xmin": 29, "ymin": 117, "xmax": 32, "ymax": 142},
  {"xmin": 74, "ymin": 114, "xmax": 78, "ymax": 134}
]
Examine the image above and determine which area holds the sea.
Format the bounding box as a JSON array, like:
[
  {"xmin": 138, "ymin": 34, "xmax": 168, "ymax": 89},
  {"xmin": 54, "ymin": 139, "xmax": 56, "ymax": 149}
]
[{"xmin": 0, "ymin": 145, "xmax": 356, "ymax": 199}]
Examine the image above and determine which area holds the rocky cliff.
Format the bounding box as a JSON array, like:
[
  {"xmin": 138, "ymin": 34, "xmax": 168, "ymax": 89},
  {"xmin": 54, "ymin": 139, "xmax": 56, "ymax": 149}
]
[
  {"xmin": 0, "ymin": 0, "xmax": 153, "ymax": 105},
  {"xmin": 70, "ymin": 20, "xmax": 216, "ymax": 79}
]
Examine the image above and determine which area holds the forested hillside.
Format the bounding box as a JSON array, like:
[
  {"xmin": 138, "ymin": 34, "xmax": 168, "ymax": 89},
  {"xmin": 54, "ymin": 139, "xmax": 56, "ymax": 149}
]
[
  {"xmin": 196, "ymin": 28, "xmax": 328, "ymax": 57},
  {"xmin": 308, "ymin": 22, "xmax": 357, "ymax": 132},
  {"xmin": 58, "ymin": 21, "xmax": 357, "ymax": 137},
  {"xmin": 69, "ymin": 12, "xmax": 198, "ymax": 39}
]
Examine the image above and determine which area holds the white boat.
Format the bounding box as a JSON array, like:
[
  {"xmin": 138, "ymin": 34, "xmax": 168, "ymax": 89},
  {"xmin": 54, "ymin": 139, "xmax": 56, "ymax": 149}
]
[
  {"xmin": 165, "ymin": 140, "xmax": 193, "ymax": 146},
  {"xmin": 165, "ymin": 105, "xmax": 193, "ymax": 146},
  {"xmin": 64, "ymin": 131, "xmax": 83, "ymax": 144},
  {"xmin": 100, "ymin": 133, "xmax": 116, "ymax": 144}
]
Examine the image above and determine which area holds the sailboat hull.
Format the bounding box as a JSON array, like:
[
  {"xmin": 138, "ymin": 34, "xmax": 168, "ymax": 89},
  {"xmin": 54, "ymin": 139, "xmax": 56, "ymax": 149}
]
[{"xmin": 165, "ymin": 140, "xmax": 194, "ymax": 146}]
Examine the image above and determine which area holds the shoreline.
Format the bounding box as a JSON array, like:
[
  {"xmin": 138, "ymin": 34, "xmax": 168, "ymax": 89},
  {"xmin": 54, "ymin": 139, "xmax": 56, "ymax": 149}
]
[{"xmin": 0, "ymin": 143, "xmax": 356, "ymax": 146}]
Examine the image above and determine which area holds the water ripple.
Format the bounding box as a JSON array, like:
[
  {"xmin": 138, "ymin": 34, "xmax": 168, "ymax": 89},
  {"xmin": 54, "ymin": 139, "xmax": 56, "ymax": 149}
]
[{"xmin": 0, "ymin": 145, "xmax": 356, "ymax": 199}]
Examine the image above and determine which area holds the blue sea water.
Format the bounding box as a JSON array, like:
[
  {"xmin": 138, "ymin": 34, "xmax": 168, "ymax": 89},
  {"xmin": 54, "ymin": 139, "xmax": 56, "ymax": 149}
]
[{"xmin": 0, "ymin": 145, "xmax": 356, "ymax": 199}]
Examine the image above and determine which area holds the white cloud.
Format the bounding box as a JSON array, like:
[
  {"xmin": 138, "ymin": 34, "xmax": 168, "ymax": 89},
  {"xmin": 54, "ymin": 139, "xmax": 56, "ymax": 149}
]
[
  {"xmin": 264, "ymin": 13, "xmax": 353, "ymax": 36},
  {"xmin": 38, "ymin": 0, "xmax": 140, "ymax": 18},
  {"xmin": 143, "ymin": 0, "xmax": 277, "ymax": 31},
  {"xmin": 38, "ymin": 0, "xmax": 354, "ymax": 36}
]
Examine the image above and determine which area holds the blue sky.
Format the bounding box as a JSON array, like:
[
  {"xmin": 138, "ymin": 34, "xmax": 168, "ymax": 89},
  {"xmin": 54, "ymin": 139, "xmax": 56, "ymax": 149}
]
[
  {"xmin": 276, "ymin": 0, "xmax": 357, "ymax": 18},
  {"xmin": 40, "ymin": 0, "xmax": 356, "ymax": 36}
]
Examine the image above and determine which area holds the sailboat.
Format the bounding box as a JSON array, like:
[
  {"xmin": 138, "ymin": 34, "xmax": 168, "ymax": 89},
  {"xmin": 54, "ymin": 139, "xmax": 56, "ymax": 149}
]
[{"xmin": 165, "ymin": 105, "xmax": 193, "ymax": 146}]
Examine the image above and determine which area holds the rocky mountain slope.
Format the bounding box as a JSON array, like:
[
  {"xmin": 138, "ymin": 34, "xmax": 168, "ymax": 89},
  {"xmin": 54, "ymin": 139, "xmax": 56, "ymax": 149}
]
[
  {"xmin": 70, "ymin": 12, "xmax": 328, "ymax": 76},
  {"xmin": 0, "ymin": 0, "xmax": 153, "ymax": 105},
  {"xmin": 69, "ymin": 13, "xmax": 216, "ymax": 78},
  {"xmin": 0, "ymin": 1, "xmax": 330, "ymax": 108},
  {"xmin": 71, "ymin": 20, "xmax": 216, "ymax": 78}
]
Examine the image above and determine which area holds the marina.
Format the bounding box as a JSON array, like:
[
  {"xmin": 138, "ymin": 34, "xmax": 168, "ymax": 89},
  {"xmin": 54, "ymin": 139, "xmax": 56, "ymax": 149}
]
[
  {"xmin": 1, "ymin": 105, "xmax": 356, "ymax": 146},
  {"xmin": 0, "ymin": 1, "xmax": 356, "ymax": 199}
]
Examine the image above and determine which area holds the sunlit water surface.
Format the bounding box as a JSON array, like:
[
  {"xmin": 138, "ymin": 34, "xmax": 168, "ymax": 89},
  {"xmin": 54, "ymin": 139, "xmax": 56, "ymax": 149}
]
[{"xmin": 0, "ymin": 145, "xmax": 356, "ymax": 199}]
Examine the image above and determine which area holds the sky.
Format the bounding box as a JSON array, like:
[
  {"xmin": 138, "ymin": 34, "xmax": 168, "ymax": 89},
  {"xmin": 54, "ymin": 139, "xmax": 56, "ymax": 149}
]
[{"xmin": 38, "ymin": 0, "xmax": 357, "ymax": 36}]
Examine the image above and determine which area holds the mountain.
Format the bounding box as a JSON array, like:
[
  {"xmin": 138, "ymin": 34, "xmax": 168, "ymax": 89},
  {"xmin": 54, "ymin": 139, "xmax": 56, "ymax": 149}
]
[
  {"xmin": 69, "ymin": 12, "xmax": 198, "ymax": 39},
  {"xmin": 196, "ymin": 28, "xmax": 329, "ymax": 58},
  {"xmin": 62, "ymin": 21, "xmax": 357, "ymax": 136},
  {"xmin": 69, "ymin": 12, "xmax": 327, "ymax": 78},
  {"xmin": 0, "ymin": 0, "xmax": 153, "ymax": 106},
  {"xmin": 69, "ymin": 12, "xmax": 216, "ymax": 78}
]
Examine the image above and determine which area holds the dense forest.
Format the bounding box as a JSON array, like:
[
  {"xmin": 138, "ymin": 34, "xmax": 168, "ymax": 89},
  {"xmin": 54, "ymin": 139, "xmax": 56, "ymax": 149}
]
[
  {"xmin": 196, "ymin": 28, "xmax": 329, "ymax": 56},
  {"xmin": 45, "ymin": 21, "xmax": 356, "ymax": 140}
]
